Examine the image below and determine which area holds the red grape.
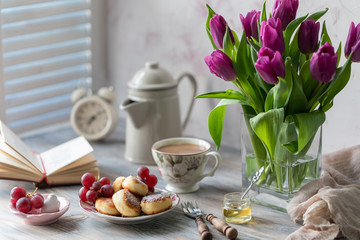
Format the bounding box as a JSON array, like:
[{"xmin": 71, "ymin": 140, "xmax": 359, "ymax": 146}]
[
  {"xmin": 11, "ymin": 198, "xmax": 17, "ymax": 208},
  {"xmin": 146, "ymin": 174, "xmax": 158, "ymax": 188},
  {"xmin": 78, "ymin": 187, "xmax": 89, "ymax": 202},
  {"xmin": 137, "ymin": 166, "xmax": 150, "ymax": 180},
  {"xmin": 30, "ymin": 194, "xmax": 44, "ymax": 209},
  {"xmin": 99, "ymin": 177, "xmax": 110, "ymax": 186},
  {"xmin": 148, "ymin": 187, "xmax": 155, "ymax": 192},
  {"xmin": 81, "ymin": 173, "xmax": 95, "ymax": 188},
  {"xmin": 10, "ymin": 187, "xmax": 26, "ymax": 200},
  {"xmin": 33, "ymin": 193, "xmax": 44, "ymax": 201},
  {"xmin": 92, "ymin": 181, "xmax": 102, "ymax": 191},
  {"xmin": 16, "ymin": 197, "xmax": 32, "ymax": 213},
  {"xmin": 86, "ymin": 189, "xmax": 98, "ymax": 203},
  {"xmin": 100, "ymin": 185, "xmax": 114, "ymax": 198}
]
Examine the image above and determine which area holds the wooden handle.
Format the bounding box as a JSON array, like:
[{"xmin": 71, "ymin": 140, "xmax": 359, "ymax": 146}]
[
  {"xmin": 206, "ymin": 214, "xmax": 238, "ymax": 240},
  {"xmin": 195, "ymin": 217, "xmax": 212, "ymax": 240}
]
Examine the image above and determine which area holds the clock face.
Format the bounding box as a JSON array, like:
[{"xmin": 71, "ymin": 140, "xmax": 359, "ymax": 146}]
[
  {"xmin": 71, "ymin": 96, "xmax": 117, "ymax": 141},
  {"xmin": 75, "ymin": 100, "xmax": 109, "ymax": 135}
]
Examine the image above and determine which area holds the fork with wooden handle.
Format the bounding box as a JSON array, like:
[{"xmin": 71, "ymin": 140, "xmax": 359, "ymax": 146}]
[{"xmin": 181, "ymin": 202, "xmax": 212, "ymax": 240}]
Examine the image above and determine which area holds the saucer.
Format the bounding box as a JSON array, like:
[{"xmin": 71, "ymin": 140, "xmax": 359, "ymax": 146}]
[
  {"xmin": 79, "ymin": 189, "xmax": 180, "ymax": 224},
  {"xmin": 9, "ymin": 195, "xmax": 70, "ymax": 225}
]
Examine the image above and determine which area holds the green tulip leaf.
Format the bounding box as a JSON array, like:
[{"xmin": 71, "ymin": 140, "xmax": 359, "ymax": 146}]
[
  {"xmin": 234, "ymin": 31, "xmax": 255, "ymax": 78},
  {"xmin": 249, "ymin": 108, "xmax": 285, "ymax": 162},
  {"xmin": 196, "ymin": 89, "xmax": 248, "ymax": 103},
  {"xmin": 336, "ymin": 42, "xmax": 342, "ymax": 67},
  {"xmin": 300, "ymin": 60, "xmax": 318, "ymax": 99},
  {"xmin": 224, "ymin": 26, "xmax": 235, "ymax": 58},
  {"xmin": 320, "ymin": 21, "xmax": 332, "ymax": 46},
  {"xmin": 208, "ymin": 99, "xmax": 243, "ymax": 150},
  {"xmin": 261, "ymin": 0, "xmax": 267, "ymax": 22},
  {"xmin": 264, "ymin": 87, "xmax": 275, "ymax": 111},
  {"xmin": 286, "ymin": 68, "xmax": 308, "ymax": 115},
  {"xmin": 285, "ymin": 14, "xmax": 308, "ymax": 55},
  {"xmin": 268, "ymin": 58, "xmax": 293, "ymax": 109},
  {"xmin": 307, "ymin": 8, "xmax": 328, "ymax": 21},
  {"xmin": 205, "ymin": 4, "xmax": 218, "ymax": 50},
  {"xmin": 320, "ymin": 54, "xmax": 352, "ymax": 111},
  {"xmin": 283, "ymin": 111, "xmax": 325, "ymax": 154}
]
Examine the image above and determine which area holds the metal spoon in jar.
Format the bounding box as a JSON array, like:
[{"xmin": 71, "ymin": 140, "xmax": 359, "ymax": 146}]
[{"xmin": 241, "ymin": 166, "xmax": 265, "ymax": 200}]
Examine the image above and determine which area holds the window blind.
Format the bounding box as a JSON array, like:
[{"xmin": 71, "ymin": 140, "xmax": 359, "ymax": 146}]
[{"xmin": 0, "ymin": 0, "xmax": 93, "ymax": 134}]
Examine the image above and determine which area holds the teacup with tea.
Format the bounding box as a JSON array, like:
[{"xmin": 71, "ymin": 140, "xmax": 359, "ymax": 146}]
[{"xmin": 152, "ymin": 137, "xmax": 222, "ymax": 193}]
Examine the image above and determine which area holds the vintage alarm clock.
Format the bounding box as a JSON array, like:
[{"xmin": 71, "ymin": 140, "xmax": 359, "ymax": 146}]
[{"xmin": 70, "ymin": 87, "xmax": 118, "ymax": 141}]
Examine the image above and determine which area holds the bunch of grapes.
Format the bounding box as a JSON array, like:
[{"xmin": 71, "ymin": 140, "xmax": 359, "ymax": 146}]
[
  {"xmin": 10, "ymin": 187, "xmax": 44, "ymax": 213},
  {"xmin": 78, "ymin": 173, "xmax": 114, "ymax": 204},
  {"xmin": 137, "ymin": 166, "xmax": 158, "ymax": 192}
]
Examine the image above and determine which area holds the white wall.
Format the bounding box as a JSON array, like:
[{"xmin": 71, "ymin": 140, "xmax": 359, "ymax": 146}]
[{"xmin": 106, "ymin": 0, "xmax": 360, "ymax": 154}]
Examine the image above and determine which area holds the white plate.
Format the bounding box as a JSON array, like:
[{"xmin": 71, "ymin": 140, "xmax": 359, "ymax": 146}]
[
  {"xmin": 79, "ymin": 189, "xmax": 180, "ymax": 224},
  {"xmin": 9, "ymin": 194, "xmax": 70, "ymax": 225}
]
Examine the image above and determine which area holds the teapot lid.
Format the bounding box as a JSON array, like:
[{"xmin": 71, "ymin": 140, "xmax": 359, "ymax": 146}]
[{"xmin": 128, "ymin": 62, "xmax": 177, "ymax": 90}]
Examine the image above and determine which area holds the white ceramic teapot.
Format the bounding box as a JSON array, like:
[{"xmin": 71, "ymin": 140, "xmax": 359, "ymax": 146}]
[{"xmin": 120, "ymin": 62, "xmax": 197, "ymax": 164}]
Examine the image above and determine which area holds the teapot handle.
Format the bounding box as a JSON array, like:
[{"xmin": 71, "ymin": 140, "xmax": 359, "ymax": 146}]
[{"xmin": 177, "ymin": 73, "xmax": 197, "ymax": 130}]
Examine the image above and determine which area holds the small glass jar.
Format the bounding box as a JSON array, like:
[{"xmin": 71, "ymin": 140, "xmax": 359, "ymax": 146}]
[{"xmin": 222, "ymin": 192, "xmax": 252, "ymax": 224}]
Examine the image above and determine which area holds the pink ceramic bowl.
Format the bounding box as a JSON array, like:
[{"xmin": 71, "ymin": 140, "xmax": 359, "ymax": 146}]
[{"xmin": 9, "ymin": 195, "xmax": 70, "ymax": 225}]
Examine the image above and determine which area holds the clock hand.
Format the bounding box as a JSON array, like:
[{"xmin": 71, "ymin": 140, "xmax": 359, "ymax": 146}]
[
  {"xmin": 87, "ymin": 116, "xmax": 96, "ymax": 125},
  {"xmin": 87, "ymin": 110, "xmax": 105, "ymax": 125}
]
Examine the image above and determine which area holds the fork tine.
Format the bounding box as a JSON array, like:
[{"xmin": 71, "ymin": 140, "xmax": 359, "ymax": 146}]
[{"xmin": 186, "ymin": 202, "xmax": 194, "ymax": 214}]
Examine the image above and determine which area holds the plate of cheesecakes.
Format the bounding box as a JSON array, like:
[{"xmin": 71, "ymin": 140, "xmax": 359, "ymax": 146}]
[{"xmin": 79, "ymin": 176, "xmax": 180, "ymax": 224}]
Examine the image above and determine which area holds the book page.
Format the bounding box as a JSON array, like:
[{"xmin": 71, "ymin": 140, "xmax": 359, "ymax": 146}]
[
  {"xmin": 0, "ymin": 121, "xmax": 43, "ymax": 172},
  {"xmin": 40, "ymin": 136, "xmax": 94, "ymax": 176}
]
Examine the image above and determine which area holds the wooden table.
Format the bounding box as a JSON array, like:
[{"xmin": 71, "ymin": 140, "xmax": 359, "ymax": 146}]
[{"xmin": 0, "ymin": 126, "xmax": 300, "ymax": 239}]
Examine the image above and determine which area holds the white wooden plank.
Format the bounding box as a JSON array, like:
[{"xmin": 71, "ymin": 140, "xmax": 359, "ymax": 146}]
[
  {"xmin": 9, "ymin": 108, "xmax": 71, "ymax": 134},
  {"xmin": 1, "ymin": 0, "xmax": 56, "ymax": 9},
  {"xmin": 4, "ymin": 52, "xmax": 90, "ymax": 81},
  {"xmin": 5, "ymin": 80, "xmax": 78, "ymax": 108},
  {"xmin": 5, "ymin": 65, "xmax": 90, "ymax": 94},
  {"xmin": 6, "ymin": 95, "xmax": 72, "ymax": 122},
  {"xmin": 2, "ymin": 25, "xmax": 90, "ymax": 53},
  {"xmin": 1, "ymin": 0, "xmax": 89, "ymax": 24},
  {"xmin": 3, "ymin": 39, "xmax": 90, "ymax": 67},
  {"xmin": 2, "ymin": 11, "xmax": 90, "ymax": 38}
]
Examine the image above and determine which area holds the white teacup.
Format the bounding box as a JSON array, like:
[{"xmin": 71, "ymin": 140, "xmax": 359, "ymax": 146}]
[{"xmin": 152, "ymin": 137, "xmax": 222, "ymax": 193}]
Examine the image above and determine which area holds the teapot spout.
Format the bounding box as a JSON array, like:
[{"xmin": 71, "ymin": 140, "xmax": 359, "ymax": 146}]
[{"xmin": 120, "ymin": 99, "xmax": 150, "ymax": 128}]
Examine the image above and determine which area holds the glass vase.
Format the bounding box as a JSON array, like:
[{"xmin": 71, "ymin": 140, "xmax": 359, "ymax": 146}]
[{"xmin": 240, "ymin": 113, "xmax": 322, "ymax": 212}]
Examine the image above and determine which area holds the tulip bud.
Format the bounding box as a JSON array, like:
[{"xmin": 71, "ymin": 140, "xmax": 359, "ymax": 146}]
[
  {"xmin": 272, "ymin": 0, "xmax": 299, "ymax": 30},
  {"xmin": 345, "ymin": 22, "xmax": 360, "ymax": 62},
  {"xmin": 310, "ymin": 42, "xmax": 338, "ymax": 83},
  {"xmin": 204, "ymin": 50, "xmax": 237, "ymax": 81},
  {"xmin": 260, "ymin": 18, "xmax": 285, "ymax": 55},
  {"xmin": 254, "ymin": 47, "xmax": 285, "ymax": 85},
  {"xmin": 210, "ymin": 14, "xmax": 235, "ymax": 49},
  {"xmin": 240, "ymin": 10, "xmax": 261, "ymax": 40},
  {"xmin": 298, "ymin": 19, "xmax": 320, "ymax": 54}
]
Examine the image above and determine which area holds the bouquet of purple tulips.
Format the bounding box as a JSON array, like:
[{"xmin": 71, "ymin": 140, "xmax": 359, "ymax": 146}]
[{"xmin": 198, "ymin": 0, "xmax": 360, "ymax": 194}]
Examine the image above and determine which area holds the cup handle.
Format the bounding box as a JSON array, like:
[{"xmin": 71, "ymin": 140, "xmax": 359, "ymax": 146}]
[
  {"xmin": 177, "ymin": 73, "xmax": 197, "ymax": 130},
  {"xmin": 197, "ymin": 151, "xmax": 222, "ymax": 181}
]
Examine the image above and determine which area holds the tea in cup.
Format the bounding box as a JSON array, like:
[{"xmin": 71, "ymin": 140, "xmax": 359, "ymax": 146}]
[{"xmin": 152, "ymin": 137, "xmax": 222, "ymax": 193}]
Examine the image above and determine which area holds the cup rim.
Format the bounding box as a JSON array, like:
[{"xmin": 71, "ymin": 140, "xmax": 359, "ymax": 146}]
[{"xmin": 151, "ymin": 137, "xmax": 211, "ymax": 156}]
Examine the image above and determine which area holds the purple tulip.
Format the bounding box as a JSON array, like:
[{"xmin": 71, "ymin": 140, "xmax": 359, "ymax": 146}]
[
  {"xmin": 204, "ymin": 50, "xmax": 237, "ymax": 81},
  {"xmin": 210, "ymin": 14, "xmax": 235, "ymax": 49},
  {"xmin": 240, "ymin": 10, "xmax": 261, "ymax": 40},
  {"xmin": 254, "ymin": 47, "xmax": 285, "ymax": 85},
  {"xmin": 272, "ymin": 0, "xmax": 299, "ymax": 30},
  {"xmin": 298, "ymin": 19, "xmax": 320, "ymax": 54},
  {"xmin": 260, "ymin": 18, "xmax": 285, "ymax": 55},
  {"xmin": 345, "ymin": 22, "xmax": 360, "ymax": 62},
  {"xmin": 310, "ymin": 42, "xmax": 338, "ymax": 83}
]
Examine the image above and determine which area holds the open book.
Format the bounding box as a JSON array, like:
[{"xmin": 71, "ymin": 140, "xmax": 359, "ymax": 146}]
[{"xmin": 0, "ymin": 121, "xmax": 99, "ymax": 187}]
